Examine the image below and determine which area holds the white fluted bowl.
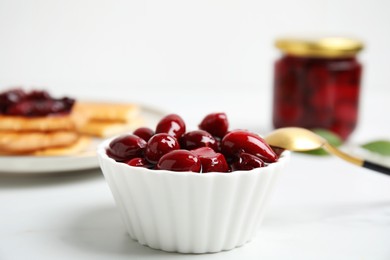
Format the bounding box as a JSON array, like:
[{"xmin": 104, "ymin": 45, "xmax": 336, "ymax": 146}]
[{"xmin": 97, "ymin": 139, "xmax": 289, "ymax": 254}]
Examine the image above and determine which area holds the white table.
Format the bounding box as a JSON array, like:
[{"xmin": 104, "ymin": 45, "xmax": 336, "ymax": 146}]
[{"xmin": 1, "ymin": 89, "xmax": 390, "ymax": 260}]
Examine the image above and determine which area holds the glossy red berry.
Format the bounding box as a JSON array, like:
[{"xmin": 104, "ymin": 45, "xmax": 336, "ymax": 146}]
[
  {"xmin": 107, "ymin": 134, "xmax": 147, "ymax": 162},
  {"xmin": 232, "ymin": 152, "xmax": 265, "ymax": 171},
  {"xmin": 221, "ymin": 130, "xmax": 277, "ymax": 163},
  {"xmin": 133, "ymin": 127, "xmax": 155, "ymax": 142},
  {"xmin": 191, "ymin": 147, "xmax": 229, "ymax": 173},
  {"xmin": 157, "ymin": 150, "xmax": 201, "ymax": 172},
  {"xmin": 198, "ymin": 112, "xmax": 229, "ymax": 138},
  {"xmin": 126, "ymin": 157, "xmax": 153, "ymax": 168},
  {"xmin": 156, "ymin": 114, "xmax": 186, "ymax": 139},
  {"xmin": 180, "ymin": 130, "xmax": 218, "ymax": 151},
  {"xmin": 145, "ymin": 133, "xmax": 180, "ymax": 164}
]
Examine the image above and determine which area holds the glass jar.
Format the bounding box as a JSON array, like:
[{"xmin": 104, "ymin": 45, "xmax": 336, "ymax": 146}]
[{"xmin": 272, "ymin": 37, "xmax": 364, "ymax": 140}]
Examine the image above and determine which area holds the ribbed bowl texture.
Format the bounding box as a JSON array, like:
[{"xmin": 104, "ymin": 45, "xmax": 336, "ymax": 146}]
[{"xmin": 98, "ymin": 139, "xmax": 289, "ymax": 253}]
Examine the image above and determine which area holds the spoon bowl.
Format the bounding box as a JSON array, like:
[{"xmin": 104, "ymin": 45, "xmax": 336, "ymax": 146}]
[
  {"xmin": 265, "ymin": 127, "xmax": 326, "ymax": 152},
  {"xmin": 265, "ymin": 127, "xmax": 390, "ymax": 176}
]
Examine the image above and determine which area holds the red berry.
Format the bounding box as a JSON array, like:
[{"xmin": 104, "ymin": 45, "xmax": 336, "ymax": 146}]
[
  {"xmin": 271, "ymin": 146, "xmax": 285, "ymax": 157},
  {"xmin": 157, "ymin": 150, "xmax": 201, "ymax": 172},
  {"xmin": 145, "ymin": 133, "xmax": 180, "ymax": 164},
  {"xmin": 107, "ymin": 134, "xmax": 147, "ymax": 162},
  {"xmin": 156, "ymin": 114, "xmax": 186, "ymax": 139},
  {"xmin": 180, "ymin": 130, "xmax": 218, "ymax": 151},
  {"xmin": 221, "ymin": 130, "xmax": 277, "ymax": 163},
  {"xmin": 198, "ymin": 112, "xmax": 229, "ymax": 138},
  {"xmin": 232, "ymin": 152, "xmax": 265, "ymax": 171},
  {"xmin": 192, "ymin": 147, "xmax": 229, "ymax": 173},
  {"xmin": 133, "ymin": 127, "xmax": 155, "ymax": 142},
  {"xmin": 126, "ymin": 157, "xmax": 153, "ymax": 168}
]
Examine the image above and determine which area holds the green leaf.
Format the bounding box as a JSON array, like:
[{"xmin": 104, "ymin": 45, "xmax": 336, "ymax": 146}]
[
  {"xmin": 300, "ymin": 128, "xmax": 343, "ymax": 156},
  {"xmin": 361, "ymin": 140, "xmax": 390, "ymax": 156}
]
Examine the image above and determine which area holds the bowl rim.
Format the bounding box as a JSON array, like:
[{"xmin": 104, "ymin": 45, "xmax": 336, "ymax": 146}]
[{"xmin": 97, "ymin": 136, "xmax": 290, "ymax": 177}]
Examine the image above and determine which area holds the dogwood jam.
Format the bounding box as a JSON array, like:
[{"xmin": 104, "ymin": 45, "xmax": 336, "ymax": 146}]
[{"xmin": 272, "ymin": 37, "xmax": 364, "ymax": 140}]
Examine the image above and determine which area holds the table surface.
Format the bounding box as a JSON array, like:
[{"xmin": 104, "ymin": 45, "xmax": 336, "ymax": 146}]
[{"xmin": 1, "ymin": 89, "xmax": 390, "ymax": 260}]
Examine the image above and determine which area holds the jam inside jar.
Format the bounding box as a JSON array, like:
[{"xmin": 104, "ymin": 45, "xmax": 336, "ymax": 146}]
[{"xmin": 272, "ymin": 37, "xmax": 364, "ymax": 140}]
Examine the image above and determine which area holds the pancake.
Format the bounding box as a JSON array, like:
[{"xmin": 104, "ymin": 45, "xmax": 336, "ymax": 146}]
[
  {"xmin": 32, "ymin": 136, "xmax": 91, "ymax": 156},
  {"xmin": 0, "ymin": 115, "xmax": 75, "ymax": 131},
  {"xmin": 0, "ymin": 131, "xmax": 79, "ymax": 154},
  {"xmin": 73, "ymin": 102, "xmax": 140, "ymax": 123},
  {"xmin": 77, "ymin": 118, "xmax": 144, "ymax": 137},
  {"xmin": 0, "ymin": 98, "xmax": 143, "ymax": 155}
]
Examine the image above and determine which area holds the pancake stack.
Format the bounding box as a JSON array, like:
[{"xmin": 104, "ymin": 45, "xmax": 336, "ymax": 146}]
[
  {"xmin": 0, "ymin": 89, "xmax": 90, "ymax": 155},
  {"xmin": 0, "ymin": 88, "xmax": 144, "ymax": 156}
]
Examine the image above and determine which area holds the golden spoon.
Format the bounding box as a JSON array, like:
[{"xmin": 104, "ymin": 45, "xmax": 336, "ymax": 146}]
[{"xmin": 265, "ymin": 127, "xmax": 390, "ymax": 175}]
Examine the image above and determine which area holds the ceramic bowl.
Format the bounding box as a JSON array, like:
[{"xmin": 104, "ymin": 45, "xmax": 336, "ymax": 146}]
[{"xmin": 97, "ymin": 139, "xmax": 289, "ymax": 253}]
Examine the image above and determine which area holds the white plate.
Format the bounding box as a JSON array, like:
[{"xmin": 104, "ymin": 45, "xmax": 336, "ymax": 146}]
[{"xmin": 0, "ymin": 104, "xmax": 166, "ymax": 174}]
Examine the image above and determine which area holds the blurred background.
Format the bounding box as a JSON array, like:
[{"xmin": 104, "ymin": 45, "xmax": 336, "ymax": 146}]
[{"xmin": 0, "ymin": 0, "xmax": 388, "ymax": 132}]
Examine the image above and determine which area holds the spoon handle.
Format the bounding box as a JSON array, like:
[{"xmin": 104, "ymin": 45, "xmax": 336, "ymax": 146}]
[
  {"xmin": 323, "ymin": 143, "xmax": 390, "ymax": 176},
  {"xmin": 362, "ymin": 161, "xmax": 390, "ymax": 176}
]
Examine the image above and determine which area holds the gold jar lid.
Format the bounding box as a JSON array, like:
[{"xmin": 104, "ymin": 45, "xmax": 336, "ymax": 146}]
[{"xmin": 275, "ymin": 37, "xmax": 364, "ymax": 58}]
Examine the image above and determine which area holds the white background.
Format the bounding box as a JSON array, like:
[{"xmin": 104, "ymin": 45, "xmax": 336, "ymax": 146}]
[{"xmin": 0, "ymin": 0, "xmax": 389, "ymax": 103}]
